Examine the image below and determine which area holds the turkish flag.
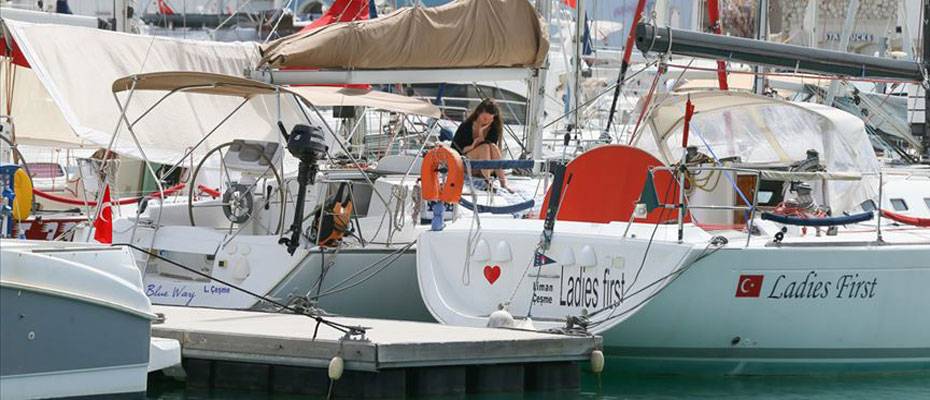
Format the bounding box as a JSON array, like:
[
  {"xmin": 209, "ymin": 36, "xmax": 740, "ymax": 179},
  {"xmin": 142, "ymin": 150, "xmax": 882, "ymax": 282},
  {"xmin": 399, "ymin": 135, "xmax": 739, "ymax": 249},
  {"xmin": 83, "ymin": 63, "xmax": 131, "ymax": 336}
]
[
  {"xmin": 93, "ymin": 185, "xmax": 113, "ymax": 244},
  {"xmin": 735, "ymin": 275, "xmax": 764, "ymax": 298}
]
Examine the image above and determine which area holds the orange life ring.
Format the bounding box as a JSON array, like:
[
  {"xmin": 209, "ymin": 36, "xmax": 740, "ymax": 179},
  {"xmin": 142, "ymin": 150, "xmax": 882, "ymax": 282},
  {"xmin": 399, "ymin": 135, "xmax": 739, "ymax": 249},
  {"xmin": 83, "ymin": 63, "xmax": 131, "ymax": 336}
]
[{"xmin": 421, "ymin": 145, "xmax": 464, "ymax": 203}]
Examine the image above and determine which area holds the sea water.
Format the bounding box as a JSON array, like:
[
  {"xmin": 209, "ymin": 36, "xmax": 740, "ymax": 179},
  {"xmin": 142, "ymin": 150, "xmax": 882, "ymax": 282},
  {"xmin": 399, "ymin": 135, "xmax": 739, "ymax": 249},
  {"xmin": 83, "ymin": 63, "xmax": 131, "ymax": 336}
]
[{"xmin": 147, "ymin": 369, "xmax": 930, "ymax": 399}]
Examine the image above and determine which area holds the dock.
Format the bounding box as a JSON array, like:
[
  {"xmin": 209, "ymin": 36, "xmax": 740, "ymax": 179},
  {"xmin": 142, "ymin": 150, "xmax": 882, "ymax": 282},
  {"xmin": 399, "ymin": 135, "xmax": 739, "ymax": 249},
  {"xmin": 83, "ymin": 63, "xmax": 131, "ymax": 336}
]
[{"xmin": 150, "ymin": 305, "xmax": 600, "ymax": 398}]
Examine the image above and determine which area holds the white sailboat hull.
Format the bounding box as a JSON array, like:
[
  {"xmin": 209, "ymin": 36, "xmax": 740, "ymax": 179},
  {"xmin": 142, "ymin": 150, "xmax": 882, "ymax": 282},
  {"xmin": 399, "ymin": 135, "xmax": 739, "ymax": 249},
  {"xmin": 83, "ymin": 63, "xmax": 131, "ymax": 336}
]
[
  {"xmin": 417, "ymin": 219, "xmax": 709, "ymax": 333},
  {"xmin": 416, "ymin": 219, "xmax": 930, "ymax": 374},
  {"xmin": 605, "ymin": 244, "xmax": 930, "ymax": 374}
]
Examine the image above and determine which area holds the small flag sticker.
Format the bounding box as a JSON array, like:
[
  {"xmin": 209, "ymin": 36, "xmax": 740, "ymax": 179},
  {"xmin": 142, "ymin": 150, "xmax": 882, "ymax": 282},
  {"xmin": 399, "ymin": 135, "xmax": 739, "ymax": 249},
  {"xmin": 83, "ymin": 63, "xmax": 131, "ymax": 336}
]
[
  {"xmin": 533, "ymin": 251, "xmax": 557, "ymax": 267},
  {"xmin": 735, "ymin": 275, "xmax": 764, "ymax": 298}
]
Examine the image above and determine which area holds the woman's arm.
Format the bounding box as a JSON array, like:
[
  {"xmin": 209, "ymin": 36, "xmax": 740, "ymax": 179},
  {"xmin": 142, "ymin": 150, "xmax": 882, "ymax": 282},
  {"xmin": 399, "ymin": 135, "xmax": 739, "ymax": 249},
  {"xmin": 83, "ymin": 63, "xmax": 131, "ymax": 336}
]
[
  {"xmin": 451, "ymin": 123, "xmax": 473, "ymax": 154},
  {"xmin": 461, "ymin": 137, "xmax": 485, "ymax": 154}
]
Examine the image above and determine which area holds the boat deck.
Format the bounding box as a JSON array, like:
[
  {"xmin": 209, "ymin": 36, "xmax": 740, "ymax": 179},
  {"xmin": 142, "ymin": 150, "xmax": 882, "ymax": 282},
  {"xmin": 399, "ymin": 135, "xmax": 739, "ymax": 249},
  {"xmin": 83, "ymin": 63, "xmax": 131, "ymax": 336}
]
[{"xmin": 151, "ymin": 305, "xmax": 600, "ymax": 397}]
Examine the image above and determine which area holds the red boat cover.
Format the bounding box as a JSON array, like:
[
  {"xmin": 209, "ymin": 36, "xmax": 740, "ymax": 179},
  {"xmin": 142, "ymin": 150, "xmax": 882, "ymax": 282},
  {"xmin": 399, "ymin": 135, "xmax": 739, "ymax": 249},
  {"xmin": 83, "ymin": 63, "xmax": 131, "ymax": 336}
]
[
  {"xmin": 539, "ymin": 145, "xmax": 689, "ymax": 224},
  {"xmin": 293, "ymin": 0, "xmax": 371, "ymax": 89},
  {"xmin": 300, "ymin": 0, "xmax": 370, "ymax": 33}
]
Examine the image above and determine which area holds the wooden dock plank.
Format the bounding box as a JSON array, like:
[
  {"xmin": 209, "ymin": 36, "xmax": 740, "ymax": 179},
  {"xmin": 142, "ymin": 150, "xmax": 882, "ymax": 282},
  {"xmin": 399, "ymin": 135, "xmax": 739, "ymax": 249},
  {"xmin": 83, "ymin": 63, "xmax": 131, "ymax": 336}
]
[{"xmin": 150, "ymin": 306, "xmax": 599, "ymax": 397}]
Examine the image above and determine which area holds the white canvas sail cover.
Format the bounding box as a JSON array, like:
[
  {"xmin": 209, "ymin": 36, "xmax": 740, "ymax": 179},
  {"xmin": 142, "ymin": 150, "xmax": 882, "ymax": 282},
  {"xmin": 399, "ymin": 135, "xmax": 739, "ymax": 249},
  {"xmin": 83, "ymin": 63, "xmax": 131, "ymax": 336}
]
[
  {"xmin": 0, "ymin": 63, "xmax": 78, "ymax": 147},
  {"xmin": 260, "ymin": 0, "xmax": 549, "ymax": 70},
  {"xmin": 2, "ymin": 20, "xmax": 294, "ymax": 165},
  {"xmin": 636, "ymin": 91, "xmax": 881, "ymax": 213}
]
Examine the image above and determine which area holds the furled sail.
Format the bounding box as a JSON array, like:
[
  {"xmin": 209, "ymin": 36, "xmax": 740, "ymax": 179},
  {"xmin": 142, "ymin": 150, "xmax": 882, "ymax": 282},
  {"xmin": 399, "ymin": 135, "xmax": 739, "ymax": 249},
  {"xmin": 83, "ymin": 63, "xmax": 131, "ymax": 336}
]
[{"xmin": 260, "ymin": 0, "xmax": 549, "ymax": 70}]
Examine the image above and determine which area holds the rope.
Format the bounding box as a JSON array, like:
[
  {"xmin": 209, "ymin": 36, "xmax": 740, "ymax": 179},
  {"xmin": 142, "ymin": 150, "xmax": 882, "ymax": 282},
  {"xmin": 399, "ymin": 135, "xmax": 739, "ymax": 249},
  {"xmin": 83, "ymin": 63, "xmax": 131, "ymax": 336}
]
[
  {"xmin": 313, "ymin": 242, "xmax": 414, "ymax": 299},
  {"xmin": 586, "ymin": 237, "xmax": 726, "ymax": 329},
  {"xmin": 461, "ymin": 160, "xmax": 483, "ymax": 286},
  {"xmin": 627, "ymin": 63, "xmax": 665, "ymax": 145},
  {"xmin": 114, "ymin": 242, "xmax": 366, "ymax": 336}
]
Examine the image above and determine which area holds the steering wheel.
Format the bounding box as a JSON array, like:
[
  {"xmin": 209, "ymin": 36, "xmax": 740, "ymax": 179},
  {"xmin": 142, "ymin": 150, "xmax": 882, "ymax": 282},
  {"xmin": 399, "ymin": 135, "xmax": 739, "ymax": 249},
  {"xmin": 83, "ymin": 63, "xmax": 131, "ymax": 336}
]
[{"xmin": 187, "ymin": 141, "xmax": 286, "ymax": 235}]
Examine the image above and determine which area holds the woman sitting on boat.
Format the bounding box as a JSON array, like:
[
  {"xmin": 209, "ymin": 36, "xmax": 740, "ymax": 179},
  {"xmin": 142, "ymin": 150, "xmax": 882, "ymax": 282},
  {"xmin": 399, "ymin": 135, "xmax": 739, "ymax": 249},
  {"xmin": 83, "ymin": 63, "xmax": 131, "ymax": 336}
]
[{"xmin": 451, "ymin": 98, "xmax": 510, "ymax": 190}]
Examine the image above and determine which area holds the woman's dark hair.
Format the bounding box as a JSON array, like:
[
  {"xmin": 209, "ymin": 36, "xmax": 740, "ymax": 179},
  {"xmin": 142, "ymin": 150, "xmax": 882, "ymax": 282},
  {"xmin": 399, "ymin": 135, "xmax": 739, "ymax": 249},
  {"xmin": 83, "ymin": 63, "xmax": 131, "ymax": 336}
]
[{"xmin": 463, "ymin": 98, "xmax": 503, "ymax": 145}]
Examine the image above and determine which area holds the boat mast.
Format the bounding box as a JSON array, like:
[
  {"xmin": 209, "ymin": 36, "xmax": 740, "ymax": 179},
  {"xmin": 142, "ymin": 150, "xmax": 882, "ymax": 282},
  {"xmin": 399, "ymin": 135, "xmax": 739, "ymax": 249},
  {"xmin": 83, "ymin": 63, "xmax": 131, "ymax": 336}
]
[
  {"xmin": 571, "ymin": 0, "xmax": 585, "ymax": 131},
  {"xmin": 924, "ymin": 0, "xmax": 930, "ymax": 160},
  {"xmin": 114, "ymin": 0, "xmax": 129, "ymax": 32},
  {"xmin": 525, "ymin": 0, "xmax": 550, "ymax": 160},
  {"xmin": 824, "ymin": 0, "xmax": 860, "ymax": 107},
  {"xmin": 753, "ymin": 0, "xmax": 768, "ymax": 95},
  {"xmin": 602, "ymin": 0, "xmax": 648, "ymax": 138}
]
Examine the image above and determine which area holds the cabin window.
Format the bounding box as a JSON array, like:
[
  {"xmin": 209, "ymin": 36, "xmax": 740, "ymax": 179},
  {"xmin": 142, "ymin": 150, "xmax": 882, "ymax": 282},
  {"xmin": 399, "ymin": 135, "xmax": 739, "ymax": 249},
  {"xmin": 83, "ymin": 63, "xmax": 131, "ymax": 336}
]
[
  {"xmin": 26, "ymin": 162, "xmax": 65, "ymax": 178},
  {"xmin": 890, "ymin": 198, "xmax": 908, "ymax": 211},
  {"xmin": 860, "ymin": 199, "xmax": 876, "ymax": 212},
  {"xmin": 757, "ymin": 191, "xmax": 774, "ymax": 204},
  {"xmin": 924, "ymin": 198, "xmax": 930, "ymax": 211}
]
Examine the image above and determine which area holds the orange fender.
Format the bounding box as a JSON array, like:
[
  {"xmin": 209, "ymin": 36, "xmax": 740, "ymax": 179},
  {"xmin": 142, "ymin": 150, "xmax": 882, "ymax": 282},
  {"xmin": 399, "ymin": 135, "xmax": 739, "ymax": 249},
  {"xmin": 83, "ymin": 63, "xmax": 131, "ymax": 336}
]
[{"xmin": 421, "ymin": 146, "xmax": 464, "ymax": 203}]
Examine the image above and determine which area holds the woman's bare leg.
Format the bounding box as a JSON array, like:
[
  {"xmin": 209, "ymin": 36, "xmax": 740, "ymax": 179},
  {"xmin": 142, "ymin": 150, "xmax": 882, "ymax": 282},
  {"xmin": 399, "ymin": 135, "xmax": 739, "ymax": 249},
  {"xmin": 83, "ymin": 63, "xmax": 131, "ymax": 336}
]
[
  {"xmin": 488, "ymin": 144, "xmax": 509, "ymax": 189},
  {"xmin": 466, "ymin": 144, "xmax": 494, "ymax": 182}
]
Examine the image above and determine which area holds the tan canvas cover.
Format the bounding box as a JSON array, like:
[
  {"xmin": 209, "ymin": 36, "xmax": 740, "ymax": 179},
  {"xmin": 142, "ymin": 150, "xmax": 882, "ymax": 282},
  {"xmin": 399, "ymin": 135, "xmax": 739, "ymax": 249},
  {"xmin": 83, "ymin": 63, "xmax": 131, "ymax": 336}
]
[
  {"xmin": 111, "ymin": 72, "xmax": 280, "ymax": 97},
  {"xmin": 112, "ymin": 72, "xmax": 441, "ymax": 117},
  {"xmin": 260, "ymin": 0, "xmax": 549, "ymax": 69}
]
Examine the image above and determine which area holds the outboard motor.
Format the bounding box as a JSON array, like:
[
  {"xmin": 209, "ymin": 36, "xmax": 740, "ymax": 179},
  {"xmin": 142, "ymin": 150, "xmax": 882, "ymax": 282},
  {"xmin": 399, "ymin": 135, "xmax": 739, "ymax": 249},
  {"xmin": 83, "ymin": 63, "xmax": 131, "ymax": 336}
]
[{"xmin": 277, "ymin": 123, "xmax": 328, "ymax": 255}]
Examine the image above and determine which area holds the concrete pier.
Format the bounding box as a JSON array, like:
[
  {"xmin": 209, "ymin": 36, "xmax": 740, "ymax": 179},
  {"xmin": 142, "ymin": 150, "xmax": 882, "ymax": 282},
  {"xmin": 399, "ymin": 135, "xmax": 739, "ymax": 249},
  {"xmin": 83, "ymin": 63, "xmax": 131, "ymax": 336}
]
[{"xmin": 151, "ymin": 306, "xmax": 599, "ymax": 398}]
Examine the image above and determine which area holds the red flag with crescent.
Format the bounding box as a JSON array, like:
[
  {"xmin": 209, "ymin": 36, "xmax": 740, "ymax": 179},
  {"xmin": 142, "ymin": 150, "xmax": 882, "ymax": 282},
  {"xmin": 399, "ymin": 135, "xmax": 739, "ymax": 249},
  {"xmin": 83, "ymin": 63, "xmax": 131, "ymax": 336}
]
[
  {"xmin": 735, "ymin": 275, "xmax": 763, "ymax": 297},
  {"xmin": 93, "ymin": 185, "xmax": 113, "ymax": 244}
]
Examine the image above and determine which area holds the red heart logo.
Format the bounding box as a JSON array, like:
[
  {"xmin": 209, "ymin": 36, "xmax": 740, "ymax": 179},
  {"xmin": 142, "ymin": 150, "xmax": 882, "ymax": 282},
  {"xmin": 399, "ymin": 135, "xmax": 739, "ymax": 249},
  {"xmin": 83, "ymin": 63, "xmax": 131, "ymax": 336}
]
[{"xmin": 483, "ymin": 265, "xmax": 501, "ymax": 285}]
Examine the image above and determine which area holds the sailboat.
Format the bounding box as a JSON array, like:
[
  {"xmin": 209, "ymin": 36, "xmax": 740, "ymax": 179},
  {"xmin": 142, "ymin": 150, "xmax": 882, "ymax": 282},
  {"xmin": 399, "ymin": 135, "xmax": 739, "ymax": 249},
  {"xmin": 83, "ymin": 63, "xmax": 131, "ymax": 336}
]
[
  {"xmin": 3, "ymin": 0, "xmax": 553, "ymax": 321},
  {"xmin": 415, "ymin": 19, "xmax": 930, "ymax": 373}
]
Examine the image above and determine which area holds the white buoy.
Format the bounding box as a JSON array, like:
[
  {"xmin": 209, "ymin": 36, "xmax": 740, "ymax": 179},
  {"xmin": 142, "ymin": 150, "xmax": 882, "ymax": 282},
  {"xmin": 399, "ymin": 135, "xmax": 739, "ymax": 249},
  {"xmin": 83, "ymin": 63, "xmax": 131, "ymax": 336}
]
[
  {"xmin": 590, "ymin": 350, "xmax": 605, "ymax": 373},
  {"xmin": 487, "ymin": 306, "xmax": 515, "ymax": 328},
  {"xmin": 328, "ymin": 356, "xmax": 344, "ymax": 380}
]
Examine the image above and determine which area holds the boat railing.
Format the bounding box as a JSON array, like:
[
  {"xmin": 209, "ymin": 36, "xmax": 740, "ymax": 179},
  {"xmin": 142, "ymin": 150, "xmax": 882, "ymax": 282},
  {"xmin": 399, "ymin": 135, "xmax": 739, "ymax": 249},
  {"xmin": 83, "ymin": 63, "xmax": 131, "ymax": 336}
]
[
  {"xmin": 649, "ymin": 165, "xmax": 893, "ymax": 246},
  {"xmin": 649, "ymin": 165, "xmax": 762, "ymax": 247}
]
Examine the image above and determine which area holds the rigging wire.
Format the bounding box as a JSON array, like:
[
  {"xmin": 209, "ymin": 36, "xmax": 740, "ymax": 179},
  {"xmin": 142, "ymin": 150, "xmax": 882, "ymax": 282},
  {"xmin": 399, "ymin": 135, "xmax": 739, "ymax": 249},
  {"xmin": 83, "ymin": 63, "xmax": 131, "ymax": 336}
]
[
  {"xmin": 542, "ymin": 59, "xmax": 659, "ymax": 131},
  {"xmin": 114, "ymin": 242, "xmax": 367, "ymax": 336},
  {"xmin": 585, "ymin": 237, "xmax": 727, "ymax": 329},
  {"xmin": 312, "ymin": 241, "xmax": 415, "ymax": 298}
]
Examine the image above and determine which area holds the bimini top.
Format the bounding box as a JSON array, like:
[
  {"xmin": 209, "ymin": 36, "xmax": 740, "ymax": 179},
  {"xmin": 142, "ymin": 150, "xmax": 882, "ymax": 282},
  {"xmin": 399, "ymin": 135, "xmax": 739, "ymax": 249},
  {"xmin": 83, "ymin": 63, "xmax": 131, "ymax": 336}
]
[
  {"xmin": 112, "ymin": 71, "xmax": 280, "ymax": 97},
  {"xmin": 634, "ymin": 90, "xmax": 881, "ymax": 213},
  {"xmin": 112, "ymin": 71, "xmax": 440, "ymax": 117},
  {"xmin": 259, "ymin": 0, "xmax": 549, "ymax": 69}
]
